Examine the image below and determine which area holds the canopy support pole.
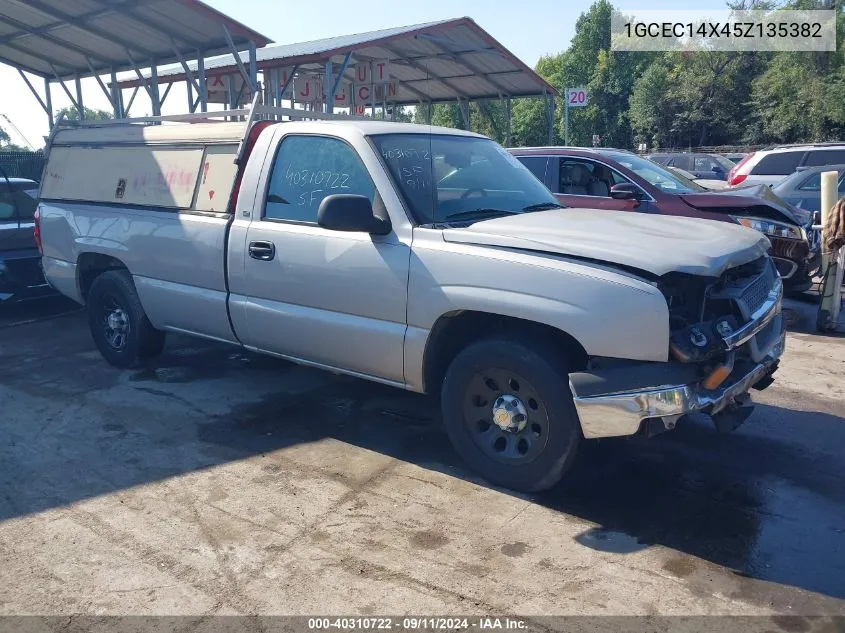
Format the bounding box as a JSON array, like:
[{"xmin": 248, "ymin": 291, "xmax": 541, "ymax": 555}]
[
  {"xmin": 17, "ymin": 69, "xmax": 49, "ymax": 115},
  {"xmin": 170, "ymin": 38, "xmax": 200, "ymax": 97},
  {"xmin": 44, "ymin": 77, "xmax": 53, "ymax": 129},
  {"xmin": 125, "ymin": 50, "xmax": 154, "ymax": 101},
  {"xmin": 370, "ymin": 62, "xmax": 376, "ymax": 118},
  {"xmin": 326, "ymin": 52, "xmax": 352, "ymax": 115},
  {"xmin": 149, "ymin": 61, "xmax": 160, "ymax": 116},
  {"xmin": 75, "ymin": 75, "xmax": 84, "ymax": 119},
  {"xmin": 222, "ymin": 25, "xmax": 253, "ymax": 92},
  {"xmin": 197, "ymin": 50, "xmax": 207, "ymax": 113},
  {"xmin": 248, "ymin": 40, "xmax": 257, "ymax": 96},
  {"xmin": 159, "ymin": 82, "xmax": 173, "ymax": 107},
  {"xmin": 458, "ymin": 98, "xmax": 470, "ymax": 129},
  {"xmin": 124, "ymin": 86, "xmax": 139, "ymax": 116},
  {"xmin": 279, "ymin": 64, "xmax": 298, "ymax": 108},
  {"xmin": 506, "ymin": 97, "xmax": 512, "ymax": 146},
  {"xmin": 49, "ymin": 66, "xmax": 81, "ymax": 117},
  {"xmin": 323, "ymin": 60, "xmax": 333, "ymax": 114},
  {"xmin": 110, "ymin": 67, "xmax": 122, "ymax": 118},
  {"xmin": 545, "ymin": 91, "xmax": 555, "ymax": 145}
]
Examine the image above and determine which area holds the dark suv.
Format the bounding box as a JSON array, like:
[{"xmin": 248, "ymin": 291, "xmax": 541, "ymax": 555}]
[
  {"xmin": 510, "ymin": 147, "xmax": 818, "ymax": 292},
  {"xmin": 0, "ymin": 175, "xmax": 52, "ymax": 302},
  {"xmin": 647, "ymin": 152, "xmax": 735, "ymax": 181}
]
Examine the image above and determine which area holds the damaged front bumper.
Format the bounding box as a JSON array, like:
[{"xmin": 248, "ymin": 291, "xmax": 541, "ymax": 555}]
[{"xmin": 570, "ymin": 277, "xmax": 785, "ymax": 439}]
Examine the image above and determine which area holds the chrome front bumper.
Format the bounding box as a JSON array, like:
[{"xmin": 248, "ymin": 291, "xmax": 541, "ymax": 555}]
[{"xmin": 571, "ymin": 279, "xmax": 785, "ymax": 440}]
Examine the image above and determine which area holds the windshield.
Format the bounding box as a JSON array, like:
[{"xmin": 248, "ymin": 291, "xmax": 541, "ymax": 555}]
[
  {"xmin": 712, "ymin": 154, "xmax": 736, "ymax": 171},
  {"xmin": 370, "ymin": 134, "xmax": 560, "ymax": 224},
  {"xmin": 667, "ymin": 166, "xmax": 696, "ymax": 180},
  {"xmin": 609, "ymin": 153, "xmax": 705, "ymax": 194}
]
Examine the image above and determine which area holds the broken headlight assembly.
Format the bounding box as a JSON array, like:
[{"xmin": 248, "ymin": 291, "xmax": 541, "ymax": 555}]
[
  {"xmin": 658, "ymin": 271, "xmax": 742, "ymax": 365},
  {"xmin": 669, "ymin": 315, "xmax": 739, "ymax": 363},
  {"xmin": 730, "ymin": 216, "xmax": 805, "ymax": 241}
]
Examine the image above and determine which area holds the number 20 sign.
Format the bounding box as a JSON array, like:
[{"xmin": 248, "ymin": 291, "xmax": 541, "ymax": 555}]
[{"xmin": 567, "ymin": 88, "xmax": 588, "ymax": 107}]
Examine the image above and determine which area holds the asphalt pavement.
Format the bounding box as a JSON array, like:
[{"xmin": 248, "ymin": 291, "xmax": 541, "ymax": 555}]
[{"xmin": 0, "ymin": 296, "xmax": 843, "ymax": 620}]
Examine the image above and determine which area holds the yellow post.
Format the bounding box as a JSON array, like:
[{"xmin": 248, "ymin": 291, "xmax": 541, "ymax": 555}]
[{"xmin": 817, "ymin": 171, "xmax": 843, "ymax": 331}]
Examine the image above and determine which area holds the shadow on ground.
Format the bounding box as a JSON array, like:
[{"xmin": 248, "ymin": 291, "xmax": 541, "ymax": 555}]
[{"xmin": 1, "ymin": 302, "xmax": 844, "ymax": 603}]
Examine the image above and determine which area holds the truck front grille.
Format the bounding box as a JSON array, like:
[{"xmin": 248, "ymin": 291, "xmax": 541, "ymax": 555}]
[{"xmin": 740, "ymin": 264, "xmax": 776, "ymax": 315}]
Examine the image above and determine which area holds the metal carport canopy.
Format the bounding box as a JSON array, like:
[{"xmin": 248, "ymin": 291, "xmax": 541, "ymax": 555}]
[
  {"xmin": 0, "ymin": 0, "xmax": 272, "ymax": 79},
  {"xmin": 115, "ymin": 17, "xmax": 558, "ymax": 105}
]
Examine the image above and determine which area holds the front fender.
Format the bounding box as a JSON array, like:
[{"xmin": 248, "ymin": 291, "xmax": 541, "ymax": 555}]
[{"xmin": 405, "ymin": 235, "xmax": 671, "ymax": 391}]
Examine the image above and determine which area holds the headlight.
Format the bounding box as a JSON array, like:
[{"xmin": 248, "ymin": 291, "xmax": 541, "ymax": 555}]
[{"xmin": 730, "ymin": 216, "xmax": 804, "ymax": 241}]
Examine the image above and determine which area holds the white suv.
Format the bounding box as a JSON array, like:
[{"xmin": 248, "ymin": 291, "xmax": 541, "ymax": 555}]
[{"xmin": 728, "ymin": 144, "xmax": 845, "ymax": 187}]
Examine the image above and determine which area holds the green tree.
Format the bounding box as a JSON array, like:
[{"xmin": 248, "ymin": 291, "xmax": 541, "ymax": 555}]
[
  {"xmin": 746, "ymin": 0, "xmax": 845, "ymax": 143},
  {"xmin": 54, "ymin": 106, "xmax": 113, "ymax": 121},
  {"xmin": 512, "ymin": 1, "xmax": 656, "ymax": 147},
  {"xmin": 510, "ymin": 98, "xmax": 549, "ymax": 147},
  {"xmin": 0, "ymin": 125, "xmax": 26, "ymax": 152},
  {"xmin": 630, "ymin": 50, "xmax": 765, "ymax": 149},
  {"xmin": 629, "ymin": 59, "xmax": 676, "ymax": 149}
]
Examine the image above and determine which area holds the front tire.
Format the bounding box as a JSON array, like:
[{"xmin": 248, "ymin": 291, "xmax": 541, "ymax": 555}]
[
  {"xmin": 87, "ymin": 270, "xmax": 165, "ymax": 368},
  {"xmin": 440, "ymin": 336, "xmax": 581, "ymax": 493}
]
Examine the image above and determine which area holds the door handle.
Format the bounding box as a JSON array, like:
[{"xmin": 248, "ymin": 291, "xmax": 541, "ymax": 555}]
[{"xmin": 248, "ymin": 240, "xmax": 275, "ymax": 261}]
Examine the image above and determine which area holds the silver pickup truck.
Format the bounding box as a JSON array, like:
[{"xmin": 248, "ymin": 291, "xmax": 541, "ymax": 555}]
[{"xmin": 36, "ymin": 110, "xmax": 785, "ymax": 492}]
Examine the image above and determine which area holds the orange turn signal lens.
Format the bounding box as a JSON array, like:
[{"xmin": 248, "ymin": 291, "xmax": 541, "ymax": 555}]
[
  {"xmin": 703, "ymin": 366, "xmax": 732, "ymax": 391},
  {"xmin": 703, "ymin": 358, "xmax": 734, "ymax": 391}
]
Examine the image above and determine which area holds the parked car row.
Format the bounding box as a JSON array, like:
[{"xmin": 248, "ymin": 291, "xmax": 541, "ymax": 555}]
[
  {"xmin": 663, "ymin": 165, "xmax": 728, "ymax": 190},
  {"xmin": 647, "ymin": 152, "xmax": 735, "ymax": 181},
  {"xmin": 643, "ymin": 145, "xmax": 845, "ymax": 192},
  {"xmin": 727, "ymin": 143, "xmax": 845, "ymax": 187}
]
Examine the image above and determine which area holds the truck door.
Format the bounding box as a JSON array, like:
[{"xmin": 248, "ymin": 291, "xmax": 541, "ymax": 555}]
[{"xmin": 228, "ymin": 133, "xmax": 410, "ymax": 385}]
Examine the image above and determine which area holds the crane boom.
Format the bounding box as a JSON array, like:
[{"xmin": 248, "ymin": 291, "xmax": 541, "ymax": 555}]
[{"xmin": 0, "ymin": 114, "xmax": 36, "ymax": 150}]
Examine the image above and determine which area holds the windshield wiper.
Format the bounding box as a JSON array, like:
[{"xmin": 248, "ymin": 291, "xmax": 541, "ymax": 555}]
[
  {"xmin": 521, "ymin": 202, "xmax": 563, "ymax": 211},
  {"xmin": 439, "ymin": 208, "xmax": 522, "ymax": 224}
]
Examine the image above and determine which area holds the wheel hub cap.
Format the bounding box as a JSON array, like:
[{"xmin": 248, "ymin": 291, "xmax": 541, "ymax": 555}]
[
  {"xmin": 103, "ymin": 305, "xmax": 130, "ymax": 350},
  {"xmin": 492, "ymin": 394, "xmax": 528, "ymax": 433},
  {"xmin": 107, "ymin": 310, "xmax": 127, "ymax": 331}
]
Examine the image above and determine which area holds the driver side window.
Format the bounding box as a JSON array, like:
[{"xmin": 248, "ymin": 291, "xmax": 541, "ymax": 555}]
[
  {"xmin": 694, "ymin": 156, "xmax": 713, "ymax": 172},
  {"xmin": 558, "ymin": 159, "xmax": 624, "ymax": 197},
  {"xmin": 264, "ymin": 135, "xmax": 376, "ymax": 224}
]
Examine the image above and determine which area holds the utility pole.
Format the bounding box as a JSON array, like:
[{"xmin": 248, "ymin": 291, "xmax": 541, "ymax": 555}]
[
  {"xmin": 564, "ymin": 97, "xmax": 569, "ymax": 146},
  {"xmin": 817, "ymin": 170, "xmax": 843, "ymax": 331}
]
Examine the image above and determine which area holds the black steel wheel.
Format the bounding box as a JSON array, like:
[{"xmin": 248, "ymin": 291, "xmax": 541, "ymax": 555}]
[
  {"xmin": 463, "ymin": 368, "xmax": 550, "ymax": 465},
  {"xmin": 441, "ymin": 336, "xmax": 581, "ymax": 492},
  {"xmin": 87, "ymin": 270, "xmax": 165, "ymax": 368}
]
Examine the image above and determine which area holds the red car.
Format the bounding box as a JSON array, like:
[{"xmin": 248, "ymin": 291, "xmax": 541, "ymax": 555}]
[{"xmin": 509, "ymin": 147, "xmax": 817, "ymax": 292}]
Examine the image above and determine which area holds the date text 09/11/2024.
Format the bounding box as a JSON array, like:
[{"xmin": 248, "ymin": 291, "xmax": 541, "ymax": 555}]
[{"xmin": 307, "ymin": 618, "xmax": 528, "ymax": 630}]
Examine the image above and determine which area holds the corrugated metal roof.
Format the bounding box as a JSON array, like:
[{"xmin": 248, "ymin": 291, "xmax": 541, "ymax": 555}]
[
  {"xmin": 116, "ymin": 17, "xmax": 557, "ymax": 104},
  {"xmin": 0, "ymin": 0, "xmax": 272, "ymax": 80}
]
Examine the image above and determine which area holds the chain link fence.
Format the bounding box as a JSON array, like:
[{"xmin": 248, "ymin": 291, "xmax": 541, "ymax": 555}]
[{"xmin": 0, "ymin": 150, "xmax": 46, "ymax": 182}]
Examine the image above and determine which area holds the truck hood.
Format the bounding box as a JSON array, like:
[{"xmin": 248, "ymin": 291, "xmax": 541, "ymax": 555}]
[
  {"xmin": 679, "ymin": 185, "xmax": 812, "ymax": 226},
  {"xmin": 441, "ymin": 209, "xmax": 769, "ymax": 277}
]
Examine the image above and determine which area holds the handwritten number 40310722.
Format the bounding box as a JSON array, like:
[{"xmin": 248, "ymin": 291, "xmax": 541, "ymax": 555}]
[{"xmin": 284, "ymin": 164, "xmax": 351, "ymax": 191}]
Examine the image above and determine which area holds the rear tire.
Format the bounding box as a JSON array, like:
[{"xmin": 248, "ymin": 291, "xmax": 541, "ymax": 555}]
[
  {"xmin": 87, "ymin": 270, "xmax": 165, "ymax": 368},
  {"xmin": 440, "ymin": 336, "xmax": 581, "ymax": 493}
]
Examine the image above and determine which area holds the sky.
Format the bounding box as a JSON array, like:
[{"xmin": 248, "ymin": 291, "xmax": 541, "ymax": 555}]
[{"xmin": 0, "ymin": 0, "xmax": 726, "ymax": 149}]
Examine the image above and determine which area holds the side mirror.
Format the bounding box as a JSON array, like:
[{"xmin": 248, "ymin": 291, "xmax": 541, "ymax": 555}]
[
  {"xmin": 317, "ymin": 194, "xmax": 391, "ymax": 235},
  {"xmin": 712, "ymin": 165, "xmax": 725, "ymax": 175},
  {"xmin": 609, "ymin": 183, "xmax": 640, "ymax": 200}
]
